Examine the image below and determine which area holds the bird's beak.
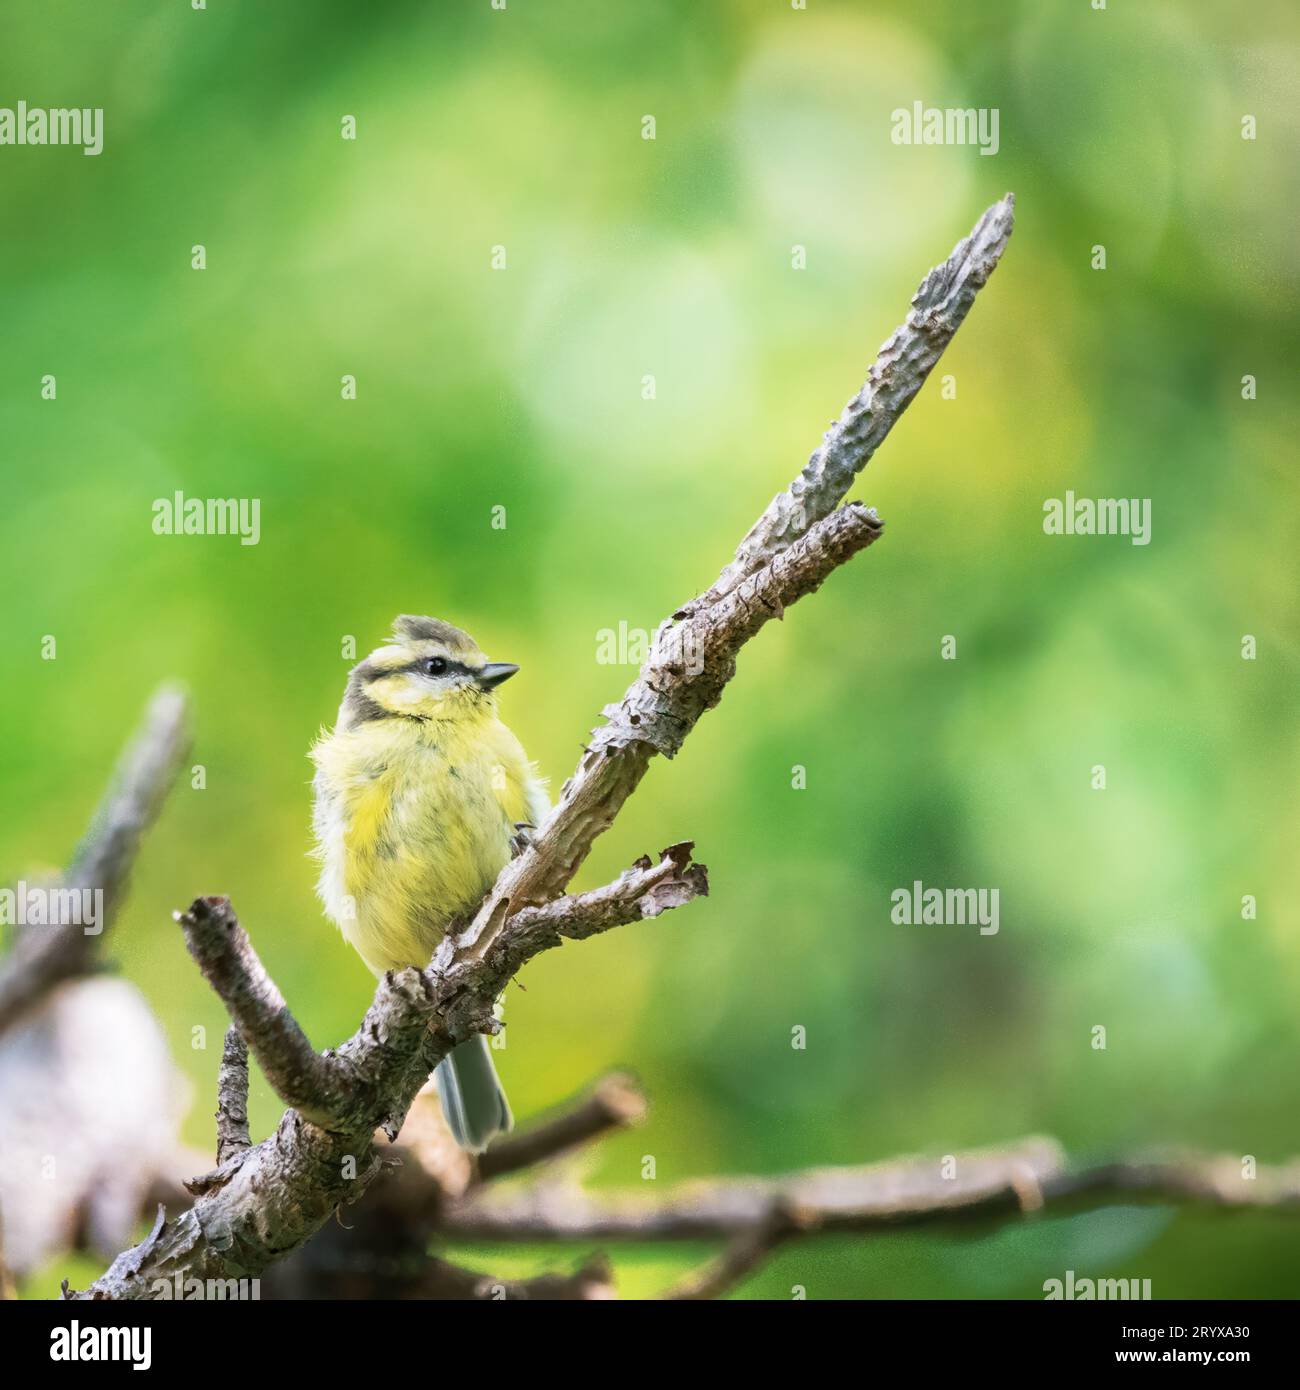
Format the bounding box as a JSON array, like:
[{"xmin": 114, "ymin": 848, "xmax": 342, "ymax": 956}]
[{"xmin": 477, "ymin": 662, "xmax": 519, "ymax": 690}]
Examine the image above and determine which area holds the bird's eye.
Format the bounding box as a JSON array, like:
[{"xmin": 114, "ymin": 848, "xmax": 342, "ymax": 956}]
[{"xmin": 422, "ymin": 657, "xmax": 448, "ymax": 677}]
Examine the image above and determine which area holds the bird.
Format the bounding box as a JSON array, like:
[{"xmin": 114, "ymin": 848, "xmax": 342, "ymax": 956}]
[{"xmin": 309, "ymin": 614, "xmax": 549, "ymax": 1151}]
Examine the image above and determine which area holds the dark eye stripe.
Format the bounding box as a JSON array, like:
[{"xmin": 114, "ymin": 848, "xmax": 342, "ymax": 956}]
[
  {"xmin": 405, "ymin": 657, "xmax": 471, "ymax": 679},
  {"xmin": 361, "ymin": 656, "xmax": 477, "ymax": 684}
]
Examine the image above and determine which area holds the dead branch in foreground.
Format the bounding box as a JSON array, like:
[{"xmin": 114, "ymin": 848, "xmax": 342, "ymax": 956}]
[
  {"xmin": 0, "ymin": 690, "xmax": 194, "ymax": 1279},
  {"xmin": 260, "ymin": 1073, "xmax": 1300, "ymax": 1300},
  {"xmin": 0, "ymin": 687, "xmax": 190, "ymax": 1036},
  {"xmin": 69, "ymin": 196, "xmax": 1016, "ymax": 1299}
]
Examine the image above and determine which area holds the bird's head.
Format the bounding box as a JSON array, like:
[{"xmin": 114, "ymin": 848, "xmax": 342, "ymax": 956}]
[{"xmin": 342, "ymin": 615, "xmax": 519, "ymax": 726}]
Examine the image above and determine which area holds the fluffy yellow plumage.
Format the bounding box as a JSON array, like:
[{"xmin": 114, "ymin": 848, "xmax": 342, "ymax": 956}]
[{"xmin": 310, "ymin": 614, "xmax": 548, "ymax": 1149}]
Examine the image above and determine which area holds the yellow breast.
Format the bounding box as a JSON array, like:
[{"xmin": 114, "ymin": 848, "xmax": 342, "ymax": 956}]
[{"xmin": 312, "ymin": 712, "xmax": 545, "ymax": 975}]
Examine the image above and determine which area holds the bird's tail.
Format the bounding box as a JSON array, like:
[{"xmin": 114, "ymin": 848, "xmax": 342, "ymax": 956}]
[{"xmin": 435, "ymin": 1035, "xmax": 513, "ymax": 1153}]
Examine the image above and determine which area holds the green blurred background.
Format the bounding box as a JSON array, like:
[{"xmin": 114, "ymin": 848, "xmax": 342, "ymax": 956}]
[{"xmin": 2, "ymin": 0, "xmax": 1297, "ymax": 1298}]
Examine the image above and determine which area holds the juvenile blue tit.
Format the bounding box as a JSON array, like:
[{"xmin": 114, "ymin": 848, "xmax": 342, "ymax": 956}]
[{"xmin": 310, "ymin": 615, "xmax": 549, "ymax": 1151}]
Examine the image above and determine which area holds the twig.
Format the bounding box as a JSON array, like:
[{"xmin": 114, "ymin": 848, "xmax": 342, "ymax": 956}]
[
  {"xmin": 478, "ymin": 1072, "xmax": 647, "ymax": 1181},
  {"xmin": 660, "ymin": 1203, "xmax": 807, "ymax": 1301},
  {"xmin": 446, "ymin": 1137, "xmax": 1066, "ymax": 1241},
  {"xmin": 1045, "ymin": 1153, "xmax": 1300, "ymax": 1209},
  {"xmin": 65, "ymin": 686, "xmax": 191, "ymax": 924},
  {"xmin": 443, "ymin": 1140, "xmax": 1300, "ymax": 1244},
  {"xmin": 215, "ymin": 1026, "xmax": 251, "ymax": 1165},
  {"xmin": 452, "ymin": 503, "xmax": 884, "ymax": 970},
  {"xmin": 688, "ymin": 193, "xmax": 1015, "ymax": 614},
  {"xmin": 0, "ymin": 686, "xmax": 190, "ymax": 1035},
  {"xmin": 500, "ymin": 842, "xmax": 709, "ymax": 950},
  {"xmin": 176, "ymin": 897, "xmax": 354, "ymax": 1129}
]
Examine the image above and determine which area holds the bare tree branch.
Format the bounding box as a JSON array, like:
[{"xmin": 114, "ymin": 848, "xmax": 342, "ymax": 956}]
[
  {"xmin": 215, "ymin": 1026, "xmax": 251, "ymax": 1165},
  {"xmin": 175, "ymin": 841, "xmax": 707, "ymax": 1143},
  {"xmin": 443, "ymin": 1140, "xmax": 1300, "ymax": 1247},
  {"xmin": 499, "ymin": 841, "xmax": 709, "ymax": 951},
  {"xmin": 477, "ymin": 1073, "xmax": 647, "ymax": 1182},
  {"xmin": 280, "ymin": 1113, "xmax": 1298, "ymax": 1301},
  {"xmin": 75, "ymin": 848, "xmax": 703, "ymax": 1298},
  {"xmin": 258, "ymin": 1074, "xmax": 632, "ymax": 1297},
  {"xmin": 659, "ymin": 1204, "xmax": 806, "ymax": 1301},
  {"xmin": 1043, "ymin": 1152, "xmax": 1300, "ymax": 1211},
  {"xmin": 446, "ymin": 198, "xmax": 1015, "ymax": 975},
  {"xmin": 689, "ymin": 193, "xmax": 1015, "ymax": 614},
  {"xmin": 453, "ymin": 502, "xmax": 885, "ymax": 971},
  {"xmin": 446, "ymin": 1137, "xmax": 1066, "ymax": 1241},
  {"xmin": 0, "ymin": 690, "xmax": 194, "ymax": 1281},
  {"xmin": 176, "ymin": 897, "xmax": 353, "ymax": 1129},
  {"xmin": 265, "ymin": 1106, "xmax": 1300, "ymax": 1300},
  {"xmin": 75, "ymin": 198, "xmax": 1014, "ymax": 1299},
  {"xmin": 0, "ymin": 686, "xmax": 190, "ymax": 1035},
  {"xmin": 64, "ymin": 686, "xmax": 191, "ymax": 926}
]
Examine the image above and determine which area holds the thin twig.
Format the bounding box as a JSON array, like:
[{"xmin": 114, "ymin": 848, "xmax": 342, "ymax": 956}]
[
  {"xmin": 499, "ymin": 842, "xmax": 709, "ymax": 950},
  {"xmin": 688, "ymin": 193, "xmax": 1015, "ymax": 613},
  {"xmin": 65, "ymin": 686, "xmax": 191, "ymax": 923},
  {"xmin": 176, "ymin": 897, "xmax": 352, "ymax": 1129},
  {"xmin": 478, "ymin": 1073, "xmax": 648, "ymax": 1181},
  {"xmin": 660, "ymin": 1203, "xmax": 807, "ymax": 1301},
  {"xmin": 0, "ymin": 686, "xmax": 190, "ymax": 1035}
]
